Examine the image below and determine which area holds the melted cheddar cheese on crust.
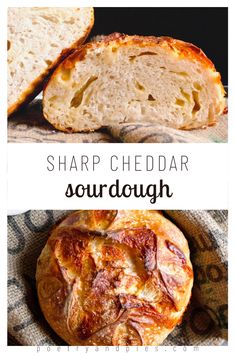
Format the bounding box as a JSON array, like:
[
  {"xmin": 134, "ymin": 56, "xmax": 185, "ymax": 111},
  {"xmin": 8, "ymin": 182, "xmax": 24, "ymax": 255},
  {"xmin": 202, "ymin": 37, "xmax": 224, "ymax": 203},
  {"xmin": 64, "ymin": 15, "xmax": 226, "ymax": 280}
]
[{"xmin": 36, "ymin": 210, "xmax": 193, "ymax": 346}]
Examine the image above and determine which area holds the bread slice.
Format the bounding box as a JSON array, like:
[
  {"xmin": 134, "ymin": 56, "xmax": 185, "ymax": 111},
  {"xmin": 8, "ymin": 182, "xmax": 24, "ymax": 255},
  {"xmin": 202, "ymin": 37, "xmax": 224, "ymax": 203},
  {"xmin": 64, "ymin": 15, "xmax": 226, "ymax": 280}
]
[
  {"xmin": 43, "ymin": 33, "xmax": 225, "ymax": 132},
  {"xmin": 8, "ymin": 7, "xmax": 94, "ymax": 115}
]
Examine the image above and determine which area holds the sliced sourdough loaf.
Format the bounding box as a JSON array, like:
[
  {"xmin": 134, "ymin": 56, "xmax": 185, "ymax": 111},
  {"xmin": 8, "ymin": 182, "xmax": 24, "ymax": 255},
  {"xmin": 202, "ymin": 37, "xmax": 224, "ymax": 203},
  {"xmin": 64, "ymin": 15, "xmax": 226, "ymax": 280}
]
[
  {"xmin": 8, "ymin": 7, "xmax": 94, "ymax": 115},
  {"xmin": 43, "ymin": 33, "xmax": 225, "ymax": 132}
]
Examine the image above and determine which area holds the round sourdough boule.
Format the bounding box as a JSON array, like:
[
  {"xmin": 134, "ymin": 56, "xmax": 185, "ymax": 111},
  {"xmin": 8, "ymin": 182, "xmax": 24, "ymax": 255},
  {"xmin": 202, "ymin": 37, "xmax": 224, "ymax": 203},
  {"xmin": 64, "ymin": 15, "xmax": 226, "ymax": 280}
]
[
  {"xmin": 8, "ymin": 7, "xmax": 94, "ymax": 115},
  {"xmin": 36, "ymin": 210, "xmax": 193, "ymax": 346},
  {"xmin": 43, "ymin": 33, "xmax": 225, "ymax": 132}
]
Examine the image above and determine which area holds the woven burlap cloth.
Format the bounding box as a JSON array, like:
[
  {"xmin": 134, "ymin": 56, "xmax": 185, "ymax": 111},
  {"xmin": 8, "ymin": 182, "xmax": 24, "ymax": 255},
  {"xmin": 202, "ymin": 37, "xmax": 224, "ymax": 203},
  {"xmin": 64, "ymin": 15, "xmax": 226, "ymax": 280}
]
[
  {"xmin": 8, "ymin": 98, "xmax": 228, "ymax": 143},
  {"xmin": 8, "ymin": 210, "xmax": 228, "ymax": 346}
]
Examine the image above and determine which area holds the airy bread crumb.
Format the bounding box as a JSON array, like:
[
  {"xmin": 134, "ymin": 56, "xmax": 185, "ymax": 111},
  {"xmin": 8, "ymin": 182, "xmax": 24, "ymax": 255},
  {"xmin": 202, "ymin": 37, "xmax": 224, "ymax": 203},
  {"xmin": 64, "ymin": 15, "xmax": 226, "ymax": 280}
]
[
  {"xmin": 43, "ymin": 33, "xmax": 225, "ymax": 132},
  {"xmin": 8, "ymin": 7, "xmax": 94, "ymax": 115}
]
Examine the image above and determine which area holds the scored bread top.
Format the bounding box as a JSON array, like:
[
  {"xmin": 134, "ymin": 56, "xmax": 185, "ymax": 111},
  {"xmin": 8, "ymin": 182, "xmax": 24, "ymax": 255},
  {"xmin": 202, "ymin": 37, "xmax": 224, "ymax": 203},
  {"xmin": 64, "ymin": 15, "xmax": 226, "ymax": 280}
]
[
  {"xmin": 36, "ymin": 210, "xmax": 193, "ymax": 346},
  {"xmin": 43, "ymin": 33, "xmax": 225, "ymax": 132},
  {"xmin": 8, "ymin": 7, "xmax": 94, "ymax": 115}
]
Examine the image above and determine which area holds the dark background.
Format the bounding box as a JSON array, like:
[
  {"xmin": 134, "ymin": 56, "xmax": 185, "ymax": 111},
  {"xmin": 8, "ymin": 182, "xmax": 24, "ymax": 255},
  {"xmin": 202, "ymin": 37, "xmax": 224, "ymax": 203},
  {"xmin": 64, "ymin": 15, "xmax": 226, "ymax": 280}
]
[{"xmin": 90, "ymin": 7, "xmax": 228, "ymax": 84}]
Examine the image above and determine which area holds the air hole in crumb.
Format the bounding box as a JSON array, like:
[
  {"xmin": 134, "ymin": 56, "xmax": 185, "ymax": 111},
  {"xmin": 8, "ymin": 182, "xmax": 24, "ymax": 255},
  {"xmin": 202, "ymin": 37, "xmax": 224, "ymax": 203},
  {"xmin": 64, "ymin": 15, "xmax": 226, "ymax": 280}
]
[
  {"xmin": 45, "ymin": 60, "xmax": 52, "ymax": 67},
  {"xmin": 65, "ymin": 127, "xmax": 73, "ymax": 132},
  {"xmin": 148, "ymin": 94, "xmax": 155, "ymax": 101},
  {"xmin": 193, "ymin": 82, "xmax": 202, "ymax": 91},
  {"xmin": 138, "ymin": 51, "xmax": 157, "ymax": 56},
  {"xmin": 70, "ymin": 76, "xmax": 98, "ymax": 108},
  {"xmin": 61, "ymin": 69, "xmax": 71, "ymax": 81},
  {"xmin": 49, "ymin": 96, "xmax": 58, "ymax": 102},
  {"xmin": 51, "ymin": 43, "xmax": 59, "ymax": 48},
  {"xmin": 170, "ymin": 71, "xmax": 188, "ymax": 77},
  {"xmin": 40, "ymin": 15, "xmax": 59, "ymax": 23},
  {"xmin": 84, "ymin": 88, "xmax": 95, "ymax": 105},
  {"xmin": 64, "ymin": 18, "xmax": 75, "ymax": 25},
  {"xmin": 180, "ymin": 88, "xmax": 190, "ymax": 102},
  {"xmin": 135, "ymin": 81, "xmax": 145, "ymax": 91},
  {"xmin": 129, "ymin": 51, "xmax": 157, "ymax": 61},
  {"xmin": 192, "ymin": 90, "xmax": 201, "ymax": 114},
  {"xmin": 175, "ymin": 98, "xmax": 185, "ymax": 106},
  {"xmin": 7, "ymin": 40, "xmax": 11, "ymax": 51}
]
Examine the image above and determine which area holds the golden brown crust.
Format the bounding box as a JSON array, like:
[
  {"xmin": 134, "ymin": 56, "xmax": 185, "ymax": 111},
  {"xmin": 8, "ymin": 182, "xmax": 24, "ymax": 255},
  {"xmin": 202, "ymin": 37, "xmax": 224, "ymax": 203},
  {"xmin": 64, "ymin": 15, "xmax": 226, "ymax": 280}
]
[
  {"xmin": 36, "ymin": 210, "xmax": 193, "ymax": 346},
  {"xmin": 49, "ymin": 32, "xmax": 219, "ymax": 77},
  {"xmin": 8, "ymin": 8, "xmax": 94, "ymax": 116}
]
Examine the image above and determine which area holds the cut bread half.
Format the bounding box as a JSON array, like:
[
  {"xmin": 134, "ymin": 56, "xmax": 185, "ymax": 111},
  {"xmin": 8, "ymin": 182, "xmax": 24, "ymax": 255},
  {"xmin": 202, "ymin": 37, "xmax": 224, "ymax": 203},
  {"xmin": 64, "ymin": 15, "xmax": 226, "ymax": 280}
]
[
  {"xmin": 43, "ymin": 33, "xmax": 226, "ymax": 132},
  {"xmin": 8, "ymin": 7, "xmax": 94, "ymax": 115}
]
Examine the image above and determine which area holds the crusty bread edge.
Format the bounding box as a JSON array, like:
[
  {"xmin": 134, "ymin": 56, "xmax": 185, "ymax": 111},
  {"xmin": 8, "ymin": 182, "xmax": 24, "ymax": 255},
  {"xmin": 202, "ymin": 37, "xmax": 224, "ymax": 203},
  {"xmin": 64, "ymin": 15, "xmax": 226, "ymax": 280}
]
[
  {"xmin": 43, "ymin": 32, "xmax": 225, "ymax": 132},
  {"xmin": 36, "ymin": 210, "xmax": 194, "ymax": 346},
  {"xmin": 7, "ymin": 7, "xmax": 94, "ymax": 116}
]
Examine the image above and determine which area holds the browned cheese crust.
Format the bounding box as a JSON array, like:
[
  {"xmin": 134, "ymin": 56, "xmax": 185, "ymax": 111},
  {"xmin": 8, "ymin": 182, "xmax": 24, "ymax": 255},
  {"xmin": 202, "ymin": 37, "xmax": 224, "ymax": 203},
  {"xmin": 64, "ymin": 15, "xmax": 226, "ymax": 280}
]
[
  {"xmin": 36, "ymin": 210, "xmax": 193, "ymax": 346},
  {"xmin": 45, "ymin": 32, "xmax": 224, "ymax": 94},
  {"xmin": 59, "ymin": 32, "xmax": 219, "ymax": 71}
]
